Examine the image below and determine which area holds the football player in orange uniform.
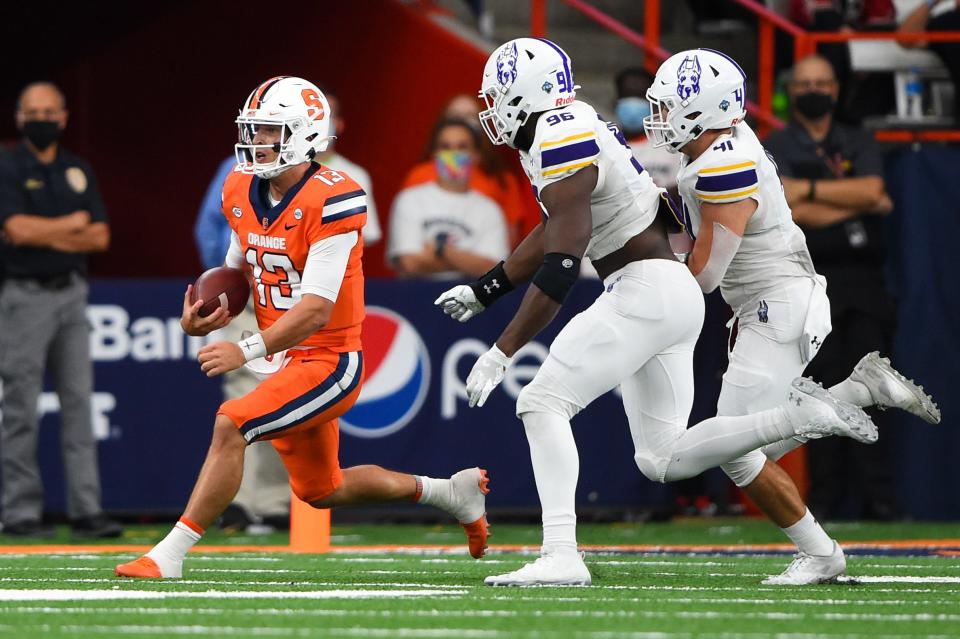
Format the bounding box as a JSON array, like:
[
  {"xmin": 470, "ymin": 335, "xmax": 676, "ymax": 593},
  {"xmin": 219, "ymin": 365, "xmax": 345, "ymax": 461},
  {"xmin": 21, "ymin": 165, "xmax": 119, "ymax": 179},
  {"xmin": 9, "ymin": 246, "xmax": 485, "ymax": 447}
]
[{"xmin": 116, "ymin": 77, "xmax": 489, "ymax": 579}]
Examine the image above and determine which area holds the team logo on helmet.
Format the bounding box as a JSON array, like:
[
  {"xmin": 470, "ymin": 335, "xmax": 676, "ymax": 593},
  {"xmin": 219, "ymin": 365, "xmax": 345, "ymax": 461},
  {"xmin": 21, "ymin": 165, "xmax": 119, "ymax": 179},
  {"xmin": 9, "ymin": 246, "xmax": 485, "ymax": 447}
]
[
  {"xmin": 676, "ymin": 55, "xmax": 702, "ymax": 101},
  {"xmin": 719, "ymin": 99, "xmax": 730, "ymax": 112},
  {"xmin": 541, "ymin": 81, "xmax": 554, "ymax": 93},
  {"xmin": 496, "ymin": 42, "xmax": 520, "ymax": 86}
]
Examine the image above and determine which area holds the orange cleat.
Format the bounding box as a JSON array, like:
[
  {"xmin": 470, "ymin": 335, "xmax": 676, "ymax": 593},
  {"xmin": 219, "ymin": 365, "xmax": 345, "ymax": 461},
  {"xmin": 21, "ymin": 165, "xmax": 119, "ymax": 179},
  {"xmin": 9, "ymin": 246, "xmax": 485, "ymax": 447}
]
[
  {"xmin": 453, "ymin": 467, "xmax": 490, "ymax": 559},
  {"xmin": 462, "ymin": 515, "xmax": 490, "ymax": 559},
  {"xmin": 115, "ymin": 556, "xmax": 163, "ymax": 578}
]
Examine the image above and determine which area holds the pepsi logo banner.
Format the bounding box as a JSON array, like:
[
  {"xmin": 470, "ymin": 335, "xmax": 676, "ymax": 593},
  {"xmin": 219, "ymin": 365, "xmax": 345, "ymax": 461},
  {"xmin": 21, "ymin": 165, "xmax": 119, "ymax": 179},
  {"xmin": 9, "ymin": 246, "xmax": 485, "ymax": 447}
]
[{"xmin": 340, "ymin": 307, "xmax": 431, "ymax": 439}]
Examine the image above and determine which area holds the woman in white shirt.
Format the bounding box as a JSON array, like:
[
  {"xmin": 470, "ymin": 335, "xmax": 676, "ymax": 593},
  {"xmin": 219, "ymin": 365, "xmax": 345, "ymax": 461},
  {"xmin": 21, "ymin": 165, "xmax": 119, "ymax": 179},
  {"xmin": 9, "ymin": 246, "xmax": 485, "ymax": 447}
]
[{"xmin": 388, "ymin": 119, "xmax": 509, "ymax": 279}]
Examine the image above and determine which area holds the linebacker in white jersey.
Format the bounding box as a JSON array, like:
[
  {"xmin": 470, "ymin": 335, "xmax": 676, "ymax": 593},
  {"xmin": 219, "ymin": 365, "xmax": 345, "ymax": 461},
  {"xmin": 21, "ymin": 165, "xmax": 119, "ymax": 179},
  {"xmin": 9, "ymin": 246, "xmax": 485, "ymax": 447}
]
[
  {"xmin": 645, "ymin": 48, "xmax": 940, "ymax": 585},
  {"xmin": 436, "ymin": 38, "xmax": 879, "ymax": 587}
]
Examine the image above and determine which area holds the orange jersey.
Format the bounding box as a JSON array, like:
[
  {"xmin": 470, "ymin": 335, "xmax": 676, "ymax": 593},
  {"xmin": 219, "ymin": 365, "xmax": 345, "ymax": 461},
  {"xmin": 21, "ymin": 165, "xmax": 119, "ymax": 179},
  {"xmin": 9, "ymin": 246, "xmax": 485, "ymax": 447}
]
[{"xmin": 221, "ymin": 163, "xmax": 365, "ymax": 351}]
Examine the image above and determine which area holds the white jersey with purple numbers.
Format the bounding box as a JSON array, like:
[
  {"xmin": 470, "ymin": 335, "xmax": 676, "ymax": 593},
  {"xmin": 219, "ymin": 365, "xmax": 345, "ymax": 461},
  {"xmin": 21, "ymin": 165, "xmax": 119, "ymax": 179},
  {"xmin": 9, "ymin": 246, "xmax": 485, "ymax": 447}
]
[
  {"xmin": 677, "ymin": 121, "xmax": 816, "ymax": 309},
  {"xmin": 519, "ymin": 100, "xmax": 662, "ymax": 261}
]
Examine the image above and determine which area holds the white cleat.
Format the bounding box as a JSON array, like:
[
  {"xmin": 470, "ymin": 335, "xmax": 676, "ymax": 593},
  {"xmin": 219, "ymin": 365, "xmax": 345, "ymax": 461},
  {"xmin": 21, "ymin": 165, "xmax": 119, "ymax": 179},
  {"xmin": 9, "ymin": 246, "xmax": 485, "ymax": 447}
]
[
  {"xmin": 786, "ymin": 377, "xmax": 878, "ymax": 444},
  {"xmin": 448, "ymin": 467, "xmax": 490, "ymax": 559},
  {"xmin": 762, "ymin": 540, "xmax": 846, "ymax": 585},
  {"xmin": 850, "ymin": 352, "xmax": 941, "ymax": 424},
  {"xmin": 484, "ymin": 547, "xmax": 591, "ymax": 586}
]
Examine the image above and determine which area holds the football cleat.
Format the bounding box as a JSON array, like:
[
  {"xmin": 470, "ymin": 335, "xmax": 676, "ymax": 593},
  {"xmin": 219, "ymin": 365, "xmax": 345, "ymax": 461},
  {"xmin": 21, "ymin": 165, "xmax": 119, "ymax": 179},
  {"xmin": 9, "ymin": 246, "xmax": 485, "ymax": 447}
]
[
  {"xmin": 115, "ymin": 555, "xmax": 173, "ymax": 579},
  {"xmin": 485, "ymin": 547, "xmax": 591, "ymax": 586},
  {"xmin": 786, "ymin": 377, "xmax": 878, "ymax": 444},
  {"xmin": 449, "ymin": 467, "xmax": 491, "ymax": 559},
  {"xmin": 850, "ymin": 352, "xmax": 941, "ymax": 424},
  {"xmin": 762, "ymin": 540, "xmax": 846, "ymax": 585}
]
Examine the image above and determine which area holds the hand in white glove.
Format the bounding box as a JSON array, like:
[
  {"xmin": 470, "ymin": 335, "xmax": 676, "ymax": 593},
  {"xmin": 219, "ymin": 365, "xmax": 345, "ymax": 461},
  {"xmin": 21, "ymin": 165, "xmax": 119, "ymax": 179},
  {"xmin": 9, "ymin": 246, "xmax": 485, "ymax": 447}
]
[
  {"xmin": 434, "ymin": 284, "xmax": 486, "ymax": 323},
  {"xmin": 465, "ymin": 344, "xmax": 513, "ymax": 408}
]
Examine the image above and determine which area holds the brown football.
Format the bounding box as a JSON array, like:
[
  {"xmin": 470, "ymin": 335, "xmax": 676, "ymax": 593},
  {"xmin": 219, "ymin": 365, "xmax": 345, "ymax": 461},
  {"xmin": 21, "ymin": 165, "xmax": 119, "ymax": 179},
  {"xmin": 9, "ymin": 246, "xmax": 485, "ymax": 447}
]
[{"xmin": 190, "ymin": 266, "xmax": 250, "ymax": 318}]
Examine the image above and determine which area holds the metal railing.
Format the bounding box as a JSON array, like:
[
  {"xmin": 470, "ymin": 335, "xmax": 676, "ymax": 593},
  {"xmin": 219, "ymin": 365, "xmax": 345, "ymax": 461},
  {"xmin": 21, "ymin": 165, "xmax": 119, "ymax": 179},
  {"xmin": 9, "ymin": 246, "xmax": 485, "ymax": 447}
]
[{"xmin": 530, "ymin": 0, "xmax": 960, "ymax": 142}]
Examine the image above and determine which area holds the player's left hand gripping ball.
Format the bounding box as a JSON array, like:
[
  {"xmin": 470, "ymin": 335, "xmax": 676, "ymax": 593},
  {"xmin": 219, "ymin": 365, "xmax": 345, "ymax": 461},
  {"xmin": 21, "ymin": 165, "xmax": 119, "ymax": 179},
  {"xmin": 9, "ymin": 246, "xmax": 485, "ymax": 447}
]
[
  {"xmin": 198, "ymin": 341, "xmax": 246, "ymax": 377},
  {"xmin": 466, "ymin": 345, "xmax": 513, "ymax": 407}
]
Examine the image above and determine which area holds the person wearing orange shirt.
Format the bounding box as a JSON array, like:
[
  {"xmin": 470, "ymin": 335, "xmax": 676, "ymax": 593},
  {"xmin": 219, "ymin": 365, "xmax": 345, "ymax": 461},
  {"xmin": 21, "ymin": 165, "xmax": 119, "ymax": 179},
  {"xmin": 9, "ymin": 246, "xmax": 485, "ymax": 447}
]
[{"xmin": 115, "ymin": 78, "xmax": 489, "ymax": 579}]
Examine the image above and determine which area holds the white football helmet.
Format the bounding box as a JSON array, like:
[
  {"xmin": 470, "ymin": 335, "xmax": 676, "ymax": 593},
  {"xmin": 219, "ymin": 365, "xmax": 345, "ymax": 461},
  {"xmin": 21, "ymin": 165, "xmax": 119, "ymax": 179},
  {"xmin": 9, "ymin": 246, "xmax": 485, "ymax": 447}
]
[
  {"xmin": 644, "ymin": 48, "xmax": 747, "ymax": 153},
  {"xmin": 235, "ymin": 76, "xmax": 334, "ymax": 179},
  {"xmin": 478, "ymin": 38, "xmax": 580, "ymax": 147}
]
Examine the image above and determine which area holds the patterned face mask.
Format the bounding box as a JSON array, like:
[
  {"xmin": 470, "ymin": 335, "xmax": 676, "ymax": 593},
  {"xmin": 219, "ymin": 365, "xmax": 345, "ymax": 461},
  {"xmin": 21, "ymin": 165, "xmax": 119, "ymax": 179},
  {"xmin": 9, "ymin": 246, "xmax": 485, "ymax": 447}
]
[{"xmin": 435, "ymin": 150, "xmax": 473, "ymax": 184}]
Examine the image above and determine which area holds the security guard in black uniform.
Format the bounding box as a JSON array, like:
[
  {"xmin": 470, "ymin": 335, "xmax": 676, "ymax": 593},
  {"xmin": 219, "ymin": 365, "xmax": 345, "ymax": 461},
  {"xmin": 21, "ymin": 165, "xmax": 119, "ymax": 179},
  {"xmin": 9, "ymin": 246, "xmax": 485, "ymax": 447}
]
[
  {"xmin": 765, "ymin": 55, "xmax": 899, "ymax": 520},
  {"xmin": 0, "ymin": 82, "xmax": 121, "ymax": 537}
]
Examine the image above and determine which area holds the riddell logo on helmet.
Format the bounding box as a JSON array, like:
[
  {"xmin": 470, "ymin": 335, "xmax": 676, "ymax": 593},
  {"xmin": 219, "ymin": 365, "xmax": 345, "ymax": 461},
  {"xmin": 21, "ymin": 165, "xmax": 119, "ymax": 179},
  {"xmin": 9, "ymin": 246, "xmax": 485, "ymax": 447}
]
[{"xmin": 555, "ymin": 95, "xmax": 575, "ymax": 107}]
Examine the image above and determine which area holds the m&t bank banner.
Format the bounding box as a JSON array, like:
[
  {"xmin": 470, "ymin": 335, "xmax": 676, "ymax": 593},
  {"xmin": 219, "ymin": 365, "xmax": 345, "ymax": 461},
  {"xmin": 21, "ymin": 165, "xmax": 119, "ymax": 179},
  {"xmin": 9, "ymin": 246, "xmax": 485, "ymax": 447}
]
[{"xmin": 27, "ymin": 279, "xmax": 691, "ymax": 514}]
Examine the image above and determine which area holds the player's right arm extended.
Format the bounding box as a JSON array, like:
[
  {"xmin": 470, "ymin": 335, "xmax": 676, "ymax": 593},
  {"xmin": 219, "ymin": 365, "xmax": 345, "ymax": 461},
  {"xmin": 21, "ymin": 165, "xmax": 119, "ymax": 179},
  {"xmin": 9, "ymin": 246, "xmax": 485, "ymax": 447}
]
[
  {"xmin": 434, "ymin": 222, "xmax": 545, "ymax": 323},
  {"xmin": 494, "ymin": 165, "xmax": 596, "ymax": 357},
  {"xmin": 688, "ymin": 198, "xmax": 755, "ymax": 294}
]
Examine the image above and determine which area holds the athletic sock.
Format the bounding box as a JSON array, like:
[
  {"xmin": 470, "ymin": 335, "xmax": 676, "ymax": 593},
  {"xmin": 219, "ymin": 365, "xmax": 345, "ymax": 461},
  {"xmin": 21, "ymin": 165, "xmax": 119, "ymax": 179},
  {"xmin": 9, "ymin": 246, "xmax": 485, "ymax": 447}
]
[
  {"xmin": 664, "ymin": 407, "xmax": 796, "ymax": 481},
  {"xmin": 760, "ymin": 437, "xmax": 806, "ymax": 461},
  {"xmin": 781, "ymin": 509, "xmax": 834, "ymax": 556},
  {"xmin": 828, "ymin": 378, "xmax": 873, "ymax": 407},
  {"xmin": 521, "ymin": 411, "xmax": 579, "ymax": 554},
  {"xmin": 145, "ymin": 517, "xmax": 204, "ymax": 578},
  {"xmin": 415, "ymin": 476, "xmax": 453, "ymax": 512}
]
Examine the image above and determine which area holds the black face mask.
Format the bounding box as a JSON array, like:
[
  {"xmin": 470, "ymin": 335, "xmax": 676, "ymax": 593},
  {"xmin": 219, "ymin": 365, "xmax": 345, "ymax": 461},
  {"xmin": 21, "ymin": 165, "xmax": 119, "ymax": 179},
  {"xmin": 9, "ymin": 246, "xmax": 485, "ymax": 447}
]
[
  {"xmin": 22, "ymin": 120, "xmax": 62, "ymax": 150},
  {"xmin": 794, "ymin": 91, "xmax": 835, "ymax": 120}
]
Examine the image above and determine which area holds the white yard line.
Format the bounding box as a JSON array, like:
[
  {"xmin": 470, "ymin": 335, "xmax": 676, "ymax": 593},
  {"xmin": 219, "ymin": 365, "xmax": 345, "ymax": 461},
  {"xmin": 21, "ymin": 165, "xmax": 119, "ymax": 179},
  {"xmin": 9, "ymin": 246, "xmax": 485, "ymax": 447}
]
[{"xmin": 0, "ymin": 588, "xmax": 466, "ymax": 601}]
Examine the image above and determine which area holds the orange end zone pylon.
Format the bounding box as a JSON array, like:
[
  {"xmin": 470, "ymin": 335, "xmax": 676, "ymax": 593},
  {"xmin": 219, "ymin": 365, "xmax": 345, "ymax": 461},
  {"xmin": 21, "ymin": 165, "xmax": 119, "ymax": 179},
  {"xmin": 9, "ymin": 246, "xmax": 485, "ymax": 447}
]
[{"xmin": 288, "ymin": 490, "xmax": 330, "ymax": 553}]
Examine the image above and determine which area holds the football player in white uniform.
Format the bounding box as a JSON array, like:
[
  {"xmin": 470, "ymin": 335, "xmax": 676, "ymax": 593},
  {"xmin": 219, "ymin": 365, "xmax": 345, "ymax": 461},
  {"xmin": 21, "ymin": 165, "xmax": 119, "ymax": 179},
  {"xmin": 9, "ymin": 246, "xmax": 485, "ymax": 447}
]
[
  {"xmin": 436, "ymin": 38, "xmax": 880, "ymax": 587},
  {"xmin": 644, "ymin": 48, "xmax": 941, "ymax": 585}
]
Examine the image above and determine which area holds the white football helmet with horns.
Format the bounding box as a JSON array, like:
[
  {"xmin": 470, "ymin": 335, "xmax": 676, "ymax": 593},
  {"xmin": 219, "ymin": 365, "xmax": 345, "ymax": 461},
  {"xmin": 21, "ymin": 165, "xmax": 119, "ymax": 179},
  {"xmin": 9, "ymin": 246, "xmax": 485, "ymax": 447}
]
[
  {"xmin": 644, "ymin": 48, "xmax": 748, "ymax": 153},
  {"xmin": 478, "ymin": 38, "xmax": 580, "ymax": 147}
]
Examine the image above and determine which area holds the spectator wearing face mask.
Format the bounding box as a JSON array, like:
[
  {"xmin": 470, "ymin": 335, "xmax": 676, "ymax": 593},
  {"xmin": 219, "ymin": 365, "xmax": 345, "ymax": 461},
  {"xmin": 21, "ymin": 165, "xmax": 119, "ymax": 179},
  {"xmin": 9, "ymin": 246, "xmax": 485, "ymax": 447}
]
[
  {"xmin": 401, "ymin": 94, "xmax": 541, "ymax": 246},
  {"xmin": 388, "ymin": 118, "xmax": 509, "ymax": 279},
  {"xmin": 764, "ymin": 55, "xmax": 900, "ymax": 520},
  {"xmin": 613, "ymin": 68, "xmax": 681, "ymax": 192}
]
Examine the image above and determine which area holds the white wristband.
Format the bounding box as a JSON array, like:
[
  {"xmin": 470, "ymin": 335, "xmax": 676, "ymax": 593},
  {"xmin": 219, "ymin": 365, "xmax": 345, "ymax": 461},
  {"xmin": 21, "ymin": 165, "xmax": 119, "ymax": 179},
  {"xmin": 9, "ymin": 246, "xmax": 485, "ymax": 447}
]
[{"xmin": 237, "ymin": 333, "xmax": 268, "ymax": 362}]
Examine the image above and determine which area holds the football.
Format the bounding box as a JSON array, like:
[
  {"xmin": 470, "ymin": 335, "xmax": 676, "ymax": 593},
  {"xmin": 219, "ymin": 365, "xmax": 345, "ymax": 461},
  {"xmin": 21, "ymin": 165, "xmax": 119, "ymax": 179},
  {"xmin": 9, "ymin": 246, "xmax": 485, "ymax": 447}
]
[{"xmin": 190, "ymin": 266, "xmax": 250, "ymax": 318}]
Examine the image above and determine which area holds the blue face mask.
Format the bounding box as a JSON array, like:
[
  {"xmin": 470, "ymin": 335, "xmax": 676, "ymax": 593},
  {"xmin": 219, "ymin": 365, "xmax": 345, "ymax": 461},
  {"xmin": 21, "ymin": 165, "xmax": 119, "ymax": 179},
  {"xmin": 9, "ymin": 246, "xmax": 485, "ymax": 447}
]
[{"xmin": 615, "ymin": 97, "xmax": 651, "ymax": 136}]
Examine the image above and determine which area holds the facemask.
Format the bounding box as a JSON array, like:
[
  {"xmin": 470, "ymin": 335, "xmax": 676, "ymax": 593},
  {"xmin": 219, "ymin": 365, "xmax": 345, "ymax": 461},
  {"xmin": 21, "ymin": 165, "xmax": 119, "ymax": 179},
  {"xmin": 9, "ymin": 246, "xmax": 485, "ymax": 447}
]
[
  {"xmin": 435, "ymin": 150, "xmax": 472, "ymax": 183},
  {"xmin": 794, "ymin": 91, "xmax": 835, "ymax": 120},
  {"xmin": 615, "ymin": 97, "xmax": 651, "ymax": 136},
  {"xmin": 22, "ymin": 120, "xmax": 62, "ymax": 150}
]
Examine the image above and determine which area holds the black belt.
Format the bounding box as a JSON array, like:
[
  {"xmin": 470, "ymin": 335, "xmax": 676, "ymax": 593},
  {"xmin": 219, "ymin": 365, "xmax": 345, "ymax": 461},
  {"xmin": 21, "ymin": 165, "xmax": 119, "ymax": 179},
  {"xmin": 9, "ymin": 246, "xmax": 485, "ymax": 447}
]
[{"xmin": 8, "ymin": 272, "xmax": 80, "ymax": 290}]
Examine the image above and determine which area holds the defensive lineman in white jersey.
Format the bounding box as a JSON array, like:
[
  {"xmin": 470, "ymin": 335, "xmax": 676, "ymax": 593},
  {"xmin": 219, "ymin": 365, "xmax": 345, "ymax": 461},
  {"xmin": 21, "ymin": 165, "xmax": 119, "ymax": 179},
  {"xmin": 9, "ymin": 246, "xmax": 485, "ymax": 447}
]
[
  {"xmin": 436, "ymin": 38, "xmax": 880, "ymax": 587},
  {"xmin": 644, "ymin": 48, "xmax": 940, "ymax": 585}
]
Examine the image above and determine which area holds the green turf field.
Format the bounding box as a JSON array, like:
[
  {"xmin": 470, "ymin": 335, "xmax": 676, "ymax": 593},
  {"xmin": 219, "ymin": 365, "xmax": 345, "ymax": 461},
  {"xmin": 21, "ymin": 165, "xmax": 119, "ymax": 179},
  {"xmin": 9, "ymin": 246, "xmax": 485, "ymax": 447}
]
[{"xmin": 0, "ymin": 519, "xmax": 958, "ymax": 638}]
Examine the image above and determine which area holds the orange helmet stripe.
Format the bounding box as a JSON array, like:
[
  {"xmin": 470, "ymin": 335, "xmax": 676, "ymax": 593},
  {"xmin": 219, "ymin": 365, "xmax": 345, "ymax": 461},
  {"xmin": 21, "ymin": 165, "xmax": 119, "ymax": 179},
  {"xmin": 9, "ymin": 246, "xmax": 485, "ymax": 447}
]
[{"xmin": 248, "ymin": 76, "xmax": 287, "ymax": 110}]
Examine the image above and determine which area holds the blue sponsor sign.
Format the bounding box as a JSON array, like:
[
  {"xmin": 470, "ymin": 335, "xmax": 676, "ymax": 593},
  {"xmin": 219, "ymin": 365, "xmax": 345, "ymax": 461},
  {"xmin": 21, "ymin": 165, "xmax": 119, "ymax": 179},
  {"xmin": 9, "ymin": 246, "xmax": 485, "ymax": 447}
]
[{"xmin": 25, "ymin": 278, "xmax": 729, "ymax": 514}]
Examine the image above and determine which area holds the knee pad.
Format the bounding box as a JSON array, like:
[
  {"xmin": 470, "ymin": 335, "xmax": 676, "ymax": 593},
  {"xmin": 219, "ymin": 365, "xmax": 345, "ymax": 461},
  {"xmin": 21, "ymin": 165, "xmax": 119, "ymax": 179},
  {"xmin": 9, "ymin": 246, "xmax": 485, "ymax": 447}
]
[
  {"xmin": 634, "ymin": 450, "xmax": 671, "ymax": 484},
  {"xmin": 721, "ymin": 449, "xmax": 767, "ymax": 487},
  {"xmin": 516, "ymin": 374, "xmax": 581, "ymax": 421}
]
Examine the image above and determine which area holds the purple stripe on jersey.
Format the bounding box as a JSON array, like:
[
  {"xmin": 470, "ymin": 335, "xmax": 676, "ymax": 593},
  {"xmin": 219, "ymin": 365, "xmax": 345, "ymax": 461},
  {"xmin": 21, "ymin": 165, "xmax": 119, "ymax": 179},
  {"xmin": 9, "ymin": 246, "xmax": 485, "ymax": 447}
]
[
  {"xmin": 695, "ymin": 169, "xmax": 758, "ymax": 194},
  {"xmin": 536, "ymin": 38, "xmax": 573, "ymax": 93},
  {"xmin": 541, "ymin": 139, "xmax": 600, "ymax": 168}
]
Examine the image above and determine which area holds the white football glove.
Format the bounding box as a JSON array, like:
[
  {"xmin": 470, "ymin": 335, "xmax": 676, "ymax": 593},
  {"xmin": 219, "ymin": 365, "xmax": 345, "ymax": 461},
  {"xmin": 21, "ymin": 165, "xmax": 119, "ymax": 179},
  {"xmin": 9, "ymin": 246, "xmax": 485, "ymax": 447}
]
[
  {"xmin": 434, "ymin": 284, "xmax": 486, "ymax": 323},
  {"xmin": 465, "ymin": 345, "xmax": 512, "ymax": 408}
]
